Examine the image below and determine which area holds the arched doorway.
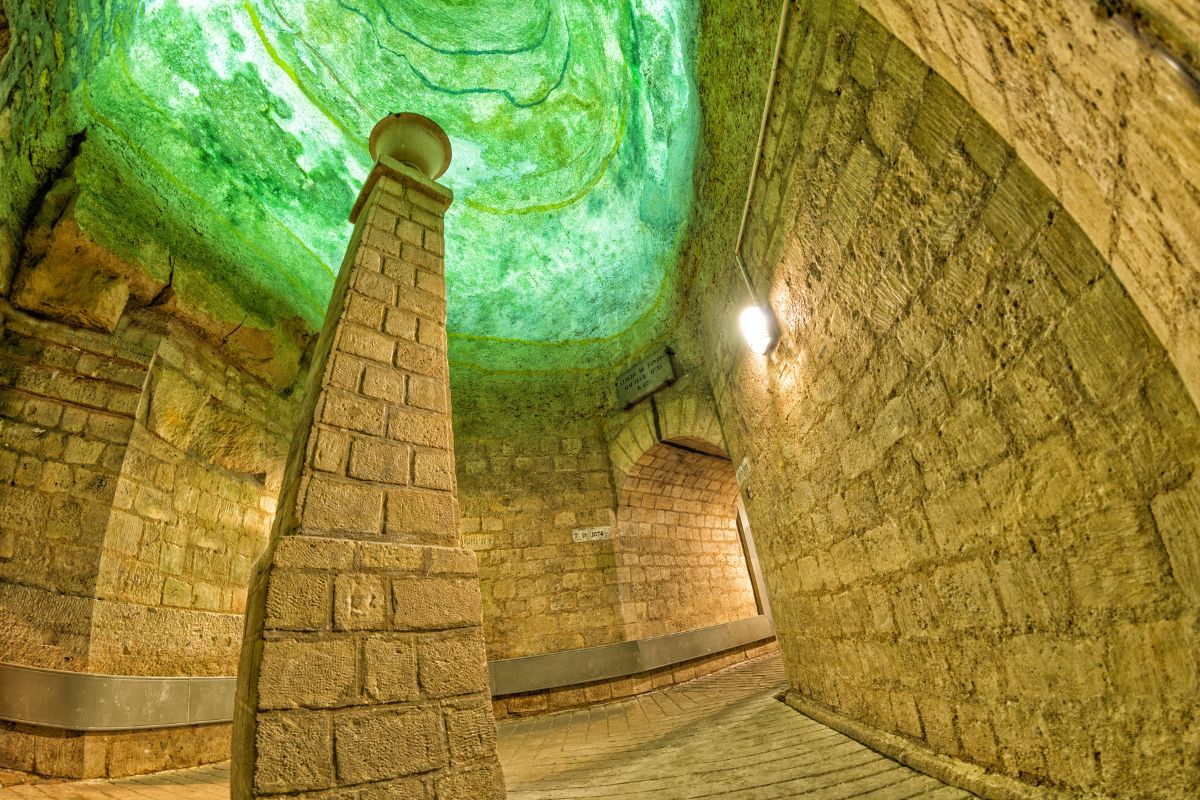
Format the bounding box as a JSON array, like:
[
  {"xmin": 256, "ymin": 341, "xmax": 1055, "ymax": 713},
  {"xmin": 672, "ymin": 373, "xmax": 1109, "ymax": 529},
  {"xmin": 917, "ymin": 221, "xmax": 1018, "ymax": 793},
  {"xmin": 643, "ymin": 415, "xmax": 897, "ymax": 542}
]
[{"xmin": 615, "ymin": 436, "xmax": 764, "ymax": 639}]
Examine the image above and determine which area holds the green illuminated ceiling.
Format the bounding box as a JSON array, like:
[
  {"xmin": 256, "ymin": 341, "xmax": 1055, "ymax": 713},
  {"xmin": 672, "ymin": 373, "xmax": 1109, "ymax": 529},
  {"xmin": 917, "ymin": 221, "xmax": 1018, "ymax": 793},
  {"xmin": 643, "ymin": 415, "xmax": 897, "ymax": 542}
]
[{"xmin": 79, "ymin": 0, "xmax": 699, "ymax": 372}]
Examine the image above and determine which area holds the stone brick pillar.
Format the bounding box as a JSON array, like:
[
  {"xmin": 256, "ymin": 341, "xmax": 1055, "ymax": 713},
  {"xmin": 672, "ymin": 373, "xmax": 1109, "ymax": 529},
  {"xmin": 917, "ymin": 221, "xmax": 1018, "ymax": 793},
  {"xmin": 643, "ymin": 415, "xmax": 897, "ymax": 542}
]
[{"xmin": 231, "ymin": 154, "xmax": 505, "ymax": 799}]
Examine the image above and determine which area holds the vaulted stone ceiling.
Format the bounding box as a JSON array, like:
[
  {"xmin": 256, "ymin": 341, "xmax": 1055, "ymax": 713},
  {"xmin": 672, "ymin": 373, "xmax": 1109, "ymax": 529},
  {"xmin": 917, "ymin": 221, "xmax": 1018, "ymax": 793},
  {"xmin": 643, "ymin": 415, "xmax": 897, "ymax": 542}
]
[{"xmin": 71, "ymin": 0, "xmax": 699, "ymax": 373}]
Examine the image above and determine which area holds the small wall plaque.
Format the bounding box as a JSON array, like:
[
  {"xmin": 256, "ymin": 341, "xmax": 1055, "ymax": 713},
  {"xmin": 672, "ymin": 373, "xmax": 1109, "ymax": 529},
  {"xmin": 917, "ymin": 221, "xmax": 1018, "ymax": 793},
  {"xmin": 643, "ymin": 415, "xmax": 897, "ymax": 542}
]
[
  {"xmin": 571, "ymin": 525, "xmax": 612, "ymax": 543},
  {"xmin": 616, "ymin": 347, "xmax": 675, "ymax": 407},
  {"xmin": 462, "ymin": 533, "xmax": 495, "ymax": 552}
]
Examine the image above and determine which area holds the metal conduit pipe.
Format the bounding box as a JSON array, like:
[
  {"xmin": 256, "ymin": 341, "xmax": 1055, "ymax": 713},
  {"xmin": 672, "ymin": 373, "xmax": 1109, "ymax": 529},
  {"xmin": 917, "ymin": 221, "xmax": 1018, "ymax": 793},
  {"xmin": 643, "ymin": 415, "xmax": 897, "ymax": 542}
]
[{"xmin": 734, "ymin": 0, "xmax": 792, "ymax": 300}]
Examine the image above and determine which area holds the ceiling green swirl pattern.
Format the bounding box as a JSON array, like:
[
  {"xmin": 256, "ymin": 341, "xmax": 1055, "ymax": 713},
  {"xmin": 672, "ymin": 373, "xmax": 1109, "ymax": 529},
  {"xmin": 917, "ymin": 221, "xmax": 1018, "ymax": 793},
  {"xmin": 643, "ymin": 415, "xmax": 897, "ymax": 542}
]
[{"xmin": 82, "ymin": 0, "xmax": 699, "ymax": 371}]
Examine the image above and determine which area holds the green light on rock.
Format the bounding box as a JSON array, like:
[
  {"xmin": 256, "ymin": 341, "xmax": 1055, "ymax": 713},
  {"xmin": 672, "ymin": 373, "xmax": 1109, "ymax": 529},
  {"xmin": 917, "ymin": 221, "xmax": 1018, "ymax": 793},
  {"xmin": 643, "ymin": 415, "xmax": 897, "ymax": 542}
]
[{"xmin": 81, "ymin": 0, "xmax": 699, "ymax": 371}]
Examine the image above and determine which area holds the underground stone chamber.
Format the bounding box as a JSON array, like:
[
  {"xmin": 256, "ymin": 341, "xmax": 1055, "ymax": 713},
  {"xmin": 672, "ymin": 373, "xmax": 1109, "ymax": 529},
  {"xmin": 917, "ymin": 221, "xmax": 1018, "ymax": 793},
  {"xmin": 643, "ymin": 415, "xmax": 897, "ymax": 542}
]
[{"xmin": 1, "ymin": 1, "xmax": 1198, "ymax": 799}]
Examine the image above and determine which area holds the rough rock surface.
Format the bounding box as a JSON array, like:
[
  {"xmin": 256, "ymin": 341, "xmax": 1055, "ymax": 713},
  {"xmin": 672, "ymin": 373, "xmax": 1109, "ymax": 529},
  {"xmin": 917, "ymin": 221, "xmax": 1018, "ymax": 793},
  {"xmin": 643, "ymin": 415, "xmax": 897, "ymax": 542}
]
[{"xmin": 683, "ymin": 2, "xmax": 1200, "ymax": 796}]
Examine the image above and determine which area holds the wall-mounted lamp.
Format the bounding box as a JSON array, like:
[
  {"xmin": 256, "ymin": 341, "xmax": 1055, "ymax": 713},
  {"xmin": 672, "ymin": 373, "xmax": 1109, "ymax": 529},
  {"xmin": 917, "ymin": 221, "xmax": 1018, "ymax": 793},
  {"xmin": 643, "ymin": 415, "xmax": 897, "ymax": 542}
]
[
  {"xmin": 734, "ymin": 253, "xmax": 779, "ymax": 355},
  {"xmin": 739, "ymin": 304, "xmax": 778, "ymax": 355}
]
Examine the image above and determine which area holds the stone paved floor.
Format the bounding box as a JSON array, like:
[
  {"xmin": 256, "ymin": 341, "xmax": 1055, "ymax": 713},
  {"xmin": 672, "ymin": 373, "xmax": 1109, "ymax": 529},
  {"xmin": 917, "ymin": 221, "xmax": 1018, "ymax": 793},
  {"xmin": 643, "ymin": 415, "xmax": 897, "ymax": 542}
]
[
  {"xmin": 0, "ymin": 764, "xmax": 229, "ymax": 800},
  {"xmin": 0, "ymin": 656, "xmax": 973, "ymax": 799}
]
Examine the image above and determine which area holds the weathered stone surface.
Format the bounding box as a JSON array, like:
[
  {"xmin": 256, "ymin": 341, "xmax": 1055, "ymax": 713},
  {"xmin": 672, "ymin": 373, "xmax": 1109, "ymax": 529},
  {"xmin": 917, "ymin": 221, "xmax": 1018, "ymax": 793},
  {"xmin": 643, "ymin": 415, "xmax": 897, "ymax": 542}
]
[
  {"xmin": 362, "ymin": 637, "xmax": 419, "ymax": 702},
  {"xmin": 321, "ymin": 390, "xmax": 388, "ymax": 437},
  {"xmin": 9, "ymin": 158, "xmax": 312, "ymax": 388},
  {"xmin": 356, "ymin": 777, "xmax": 431, "ymax": 800},
  {"xmin": 860, "ymin": 0, "xmax": 1200, "ymax": 413},
  {"xmin": 274, "ymin": 537, "xmax": 356, "ymax": 571},
  {"xmin": 234, "ymin": 162, "xmax": 502, "ymax": 800},
  {"xmin": 15, "ymin": 266, "xmax": 128, "ymax": 333},
  {"xmin": 5, "ymin": 1, "xmax": 1197, "ymax": 795},
  {"xmin": 455, "ymin": 384, "xmax": 627, "ymax": 659},
  {"xmin": 0, "ymin": 721, "xmax": 233, "ymax": 781},
  {"xmin": 413, "ymin": 448, "xmax": 454, "ymax": 491},
  {"xmin": 0, "ymin": 298, "xmax": 290, "ymax": 780},
  {"xmin": 392, "ymin": 577, "xmax": 481, "ymax": 630},
  {"xmin": 347, "ymin": 438, "xmax": 410, "ymax": 484},
  {"xmin": 265, "ymin": 570, "xmax": 331, "ymax": 631},
  {"xmin": 258, "ymin": 639, "xmax": 358, "ymax": 709},
  {"xmin": 680, "ymin": 2, "xmax": 1200, "ymax": 797},
  {"xmin": 419, "ymin": 633, "xmax": 489, "ymax": 698},
  {"xmin": 387, "ymin": 408, "xmax": 451, "ymax": 448},
  {"xmin": 445, "ymin": 703, "xmax": 498, "ymax": 764},
  {"xmin": 435, "ymin": 763, "xmax": 506, "ymax": 799},
  {"xmin": 300, "ymin": 477, "xmax": 384, "ymax": 535},
  {"xmin": 333, "ymin": 574, "xmax": 389, "ymax": 631},
  {"xmin": 1151, "ymin": 473, "xmax": 1200, "ymax": 604},
  {"xmin": 358, "ymin": 541, "xmax": 426, "ymax": 572},
  {"xmin": 333, "ymin": 708, "xmax": 445, "ymax": 785},
  {"xmin": 254, "ymin": 712, "xmax": 333, "ymax": 794},
  {"xmin": 385, "ymin": 488, "xmax": 457, "ymax": 540},
  {"xmin": 614, "ymin": 438, "xmax": 757, "ymax": 640}
]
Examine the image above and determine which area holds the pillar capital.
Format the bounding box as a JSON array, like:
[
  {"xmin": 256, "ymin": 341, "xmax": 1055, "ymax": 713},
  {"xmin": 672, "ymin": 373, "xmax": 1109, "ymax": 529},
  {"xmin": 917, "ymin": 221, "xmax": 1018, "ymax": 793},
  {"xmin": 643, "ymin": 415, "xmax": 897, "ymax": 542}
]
[{"xmin": 350, "ymin": 156, "xmax": 454, "ymax": 225}]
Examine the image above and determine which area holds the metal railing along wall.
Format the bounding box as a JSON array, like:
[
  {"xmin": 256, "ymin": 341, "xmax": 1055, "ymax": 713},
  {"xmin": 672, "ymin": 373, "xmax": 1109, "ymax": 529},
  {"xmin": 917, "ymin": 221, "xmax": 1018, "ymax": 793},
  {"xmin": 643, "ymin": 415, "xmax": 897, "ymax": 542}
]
[{"xmin": 0, "ymin": 616, "xmax": 775, "ymax": 731}]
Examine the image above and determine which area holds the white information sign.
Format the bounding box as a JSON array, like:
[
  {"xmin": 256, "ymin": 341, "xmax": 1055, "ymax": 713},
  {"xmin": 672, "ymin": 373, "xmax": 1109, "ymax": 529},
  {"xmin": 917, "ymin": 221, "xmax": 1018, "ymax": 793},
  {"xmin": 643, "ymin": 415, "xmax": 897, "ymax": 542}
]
[
  {"xmin": 571, "ymin": 525, "xmax": 613, "ymax": 543},
  {"xmin": 616, "ymin": 347, "xmax": 676, "ymax": 407}
]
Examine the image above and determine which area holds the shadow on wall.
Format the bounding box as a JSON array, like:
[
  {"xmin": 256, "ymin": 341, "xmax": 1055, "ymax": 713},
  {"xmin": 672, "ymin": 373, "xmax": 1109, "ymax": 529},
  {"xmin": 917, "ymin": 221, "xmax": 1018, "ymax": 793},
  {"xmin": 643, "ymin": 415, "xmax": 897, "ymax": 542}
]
[{"xmin": 1, "ymin": 7, "xmax": 10, "ymax": 62}]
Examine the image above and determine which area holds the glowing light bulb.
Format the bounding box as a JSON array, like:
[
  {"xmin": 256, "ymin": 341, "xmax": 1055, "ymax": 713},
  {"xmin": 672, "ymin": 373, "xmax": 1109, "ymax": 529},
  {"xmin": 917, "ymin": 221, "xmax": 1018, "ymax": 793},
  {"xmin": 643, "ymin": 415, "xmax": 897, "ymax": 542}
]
[{"xmin": 739, "ymin": 305, "xmax": 776, "ymax": 354}]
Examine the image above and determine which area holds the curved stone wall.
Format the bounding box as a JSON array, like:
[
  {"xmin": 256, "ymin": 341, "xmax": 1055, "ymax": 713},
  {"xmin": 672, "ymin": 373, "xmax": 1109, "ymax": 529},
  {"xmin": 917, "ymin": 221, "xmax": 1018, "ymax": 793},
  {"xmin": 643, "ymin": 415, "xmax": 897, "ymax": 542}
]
[
  {"xmin": 455, "ymin": 371, "xmax": 765, "ymax": 661},
  {"xmin": 684, "ymin": 0, "xmax": 1200, "ymax": 796},
  {"xmin": 831, "ymin": 0, "xmax": 1200, "ymax": 410},
  {"xmin": 0, "ymin": 301, "xmax": 295, "ymax": 777}
]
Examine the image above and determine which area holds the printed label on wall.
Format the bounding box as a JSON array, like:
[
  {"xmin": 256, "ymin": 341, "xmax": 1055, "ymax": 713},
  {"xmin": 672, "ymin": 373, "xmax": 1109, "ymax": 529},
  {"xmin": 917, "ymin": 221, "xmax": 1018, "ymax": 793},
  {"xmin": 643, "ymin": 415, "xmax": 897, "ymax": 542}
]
[
  {"xmin": 571, "ymin": 525, "xmax": 613, "ymax": 543},
  {"xmin": 463, "ymin": 533, "xmax": 495, "ymax": 552}
]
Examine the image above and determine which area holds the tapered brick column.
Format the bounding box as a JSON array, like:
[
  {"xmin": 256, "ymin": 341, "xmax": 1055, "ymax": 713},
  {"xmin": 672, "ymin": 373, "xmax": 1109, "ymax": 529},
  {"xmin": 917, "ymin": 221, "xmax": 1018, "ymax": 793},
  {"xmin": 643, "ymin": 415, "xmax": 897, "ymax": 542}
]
[{"xmin": 232, "ymin": 153, "xmax": 505, "ymax": 799}]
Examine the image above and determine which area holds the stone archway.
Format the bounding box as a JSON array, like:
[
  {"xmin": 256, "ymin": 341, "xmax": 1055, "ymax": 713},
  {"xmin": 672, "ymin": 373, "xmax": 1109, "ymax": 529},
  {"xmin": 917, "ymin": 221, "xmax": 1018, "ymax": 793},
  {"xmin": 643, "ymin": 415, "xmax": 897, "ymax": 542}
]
[
  {"xmin": 607, "ymin": 389, "xmax": 728, "ymax": 489},
  {"xmin": 614, "ymin": 438, "xmax": 760, "ymax": 640}
]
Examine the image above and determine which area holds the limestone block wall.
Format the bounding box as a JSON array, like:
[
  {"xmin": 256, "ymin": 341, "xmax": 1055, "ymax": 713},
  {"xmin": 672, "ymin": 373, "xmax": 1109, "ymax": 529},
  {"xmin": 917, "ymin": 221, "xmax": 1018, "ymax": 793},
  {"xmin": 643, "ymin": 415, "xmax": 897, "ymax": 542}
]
[
  {"xmin": 455, "ymin": 416, "xmax": 625, "ymax": 659},
  {"xmin": 233, "ymin": 160, "xmax": 504, "ymax": 800},
  {"xmin": 615, "ymin": 441, "xmax": 758, "ymax": 639},
  {"xmin": 0, "ymin": 299, "xmax": 297, "ymax": 777},
  {"xmin": 454, "ymin": 364, "xmax": 769, "ymax": 663},
  {"xmin": 0, "ymin": 0, "xmax": 128, "ymax": 293},
  {"xmin": 0, "ymin": 302, "xmax": 292, "ymax": 677},
  {"xmin": 856, "ymin": 0, "xmax": 1200, "ymax": 410},
  {"xmin": 684, "ymin": 1, "xmax": 1200, "ymax": 797},
  {"xmin": 87, "ymin": 329, "xmax": 291, "ymax": 676},
  {"xmin": 0, "ymin": 303, "xmax": 153, "ymax": 670}
]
